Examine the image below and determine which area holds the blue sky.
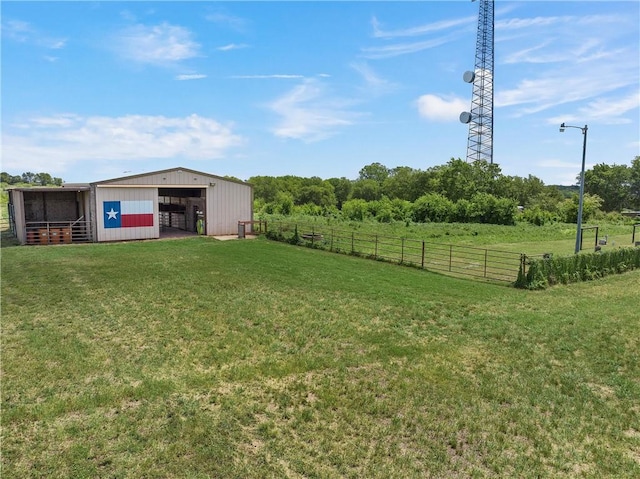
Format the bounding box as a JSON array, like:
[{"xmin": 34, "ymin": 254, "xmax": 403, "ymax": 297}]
[{"xmin": 2, "ymin": 1, "xmax": 639, "ymax": 185}]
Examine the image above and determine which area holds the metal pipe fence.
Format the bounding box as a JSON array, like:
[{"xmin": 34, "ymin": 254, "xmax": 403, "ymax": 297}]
[
  {"xmin": 269, "ymin": 221, "xmax": 528, "ymax": 283},
  {"xmin": 25, "ymin": 221, "xmax": 93, "ymax": 245}
]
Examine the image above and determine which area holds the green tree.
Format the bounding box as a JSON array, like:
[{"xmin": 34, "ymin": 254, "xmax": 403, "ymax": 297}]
[
  {"xmin": 358, "ymin": 162, "xmax": 389, "ymax": 184},
  {"xmin": 249, "ymin": 176, "xmax": 281, "ymax": 203},
  {"xmin": 34, "ymin": 172, "xmax": 53, "ymax": 186},
  {"xmin": 326, "ymin": 177, "xmax": 352, "ymax": 209},
  {"xmin": 341, "ymin": 198, "xmax": 371, "ymax": 221},
  {"xmin": 382, "ymin": 166, "xmax": 418, "ymax": 201},
  {"xmin": 351, "ymin": 179, "xmax": 382, "ymax": 201},
  {"xmin": 436, "ymin": 159, "xmax": 503, "ymax": 202},
  {"xmin": 297, "ymin": 182, "xmax": 336, "ymax": 207},
  {"xmin": 21, "ymin": 172, "xmax": 36, "ymax": 184},
  {"xmin": 412, "ymin": 193, "xmax": 454, "ymax": 223},
  {"xmin": 584, "ymin": 163, "xmax": 630, "ymax": 212},
  {"xmin": 559, "ymin": 193, "xmax": 603, "ymax": 223},
  {"xmin": 628, "ymin": 156, "xmax": 640, "ymax": 209}
]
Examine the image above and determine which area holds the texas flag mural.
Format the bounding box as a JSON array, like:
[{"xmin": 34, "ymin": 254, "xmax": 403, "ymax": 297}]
[{"xmin": 103, "ymin": 200, "xmax": 154, "ymax": 228}]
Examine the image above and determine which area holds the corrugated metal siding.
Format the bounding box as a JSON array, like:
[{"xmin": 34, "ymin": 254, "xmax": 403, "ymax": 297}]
[
  {"xmin": 206, "ymin": 181, "xmax": 253, "ymax": 235},
  {"xmin": 10, "ymin": 190, "xmax": 26, "ymax": 244},
  {"xmin": 93, "ymin": 168, "xmax": 252, "ymax": 239},
  {"xmin": 95, "ymin": 187, "xmax": 158, "ymax": 242}
]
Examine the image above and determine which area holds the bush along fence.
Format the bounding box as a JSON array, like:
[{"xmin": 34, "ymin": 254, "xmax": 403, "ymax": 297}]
[
  {"xmin": 515, "ymin": 247, "xmax": 640, "ymax": 289},
  {"xmin": 265, "ymin": 221, "xmax": 526, "ymax": 283}
]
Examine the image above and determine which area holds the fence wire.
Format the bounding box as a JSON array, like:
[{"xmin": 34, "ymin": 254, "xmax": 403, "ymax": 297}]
[{"xmin": 269, "ymin": 221, "xmax": 526, "ymax": 283}]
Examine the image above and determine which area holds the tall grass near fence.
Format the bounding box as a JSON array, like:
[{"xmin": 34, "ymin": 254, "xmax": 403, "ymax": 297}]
[
  {"xmin": 266, "ymin": 221, "xmax": 524, "ymax": 283},
  {"xmin": 517, "ymin": 247, "xmax": 640, "ymax": 289}
]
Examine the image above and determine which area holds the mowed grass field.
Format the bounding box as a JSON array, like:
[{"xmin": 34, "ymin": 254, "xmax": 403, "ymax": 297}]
[{"xmin": 2, "ymin": 237, "xmax": 639, "ymax": 478}]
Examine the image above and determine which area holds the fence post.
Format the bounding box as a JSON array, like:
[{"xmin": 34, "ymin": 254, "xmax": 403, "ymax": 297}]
[
  {"xmin": 351, "ymin": 232, "xmax": 354, "ymax": 254},
  {"xmin": 401, "ymin": 238, "xmax": 405, "ymax": 264},
  {"xmin": 484, "ymin": 249, "xmax": 488, "ymax": 278},
  {"xmin": 449, "ymin": 245, "xmax": 453, "ymax": 272},
  {"xmin": 375, "ymin": 235, "xmax": 378, "ymax": 259},
  {"xmin": 330, "ymin": 229, "xmax": 334, "ymax": 251},
  {"xmin": 311, "ymin": 227, "xmax": 315, "ymax": 246},
  {"xmin": 422, "ymin": 241, "xmax": 425, "ymax": 269}
]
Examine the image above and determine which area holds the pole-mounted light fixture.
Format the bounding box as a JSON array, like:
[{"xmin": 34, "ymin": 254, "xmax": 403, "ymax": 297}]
[{"xmin": 559, "ymin": 122, "xmax": 588, "ymax": 254}]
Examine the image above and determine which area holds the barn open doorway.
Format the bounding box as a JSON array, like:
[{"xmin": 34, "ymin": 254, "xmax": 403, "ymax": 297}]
[{"xmin": 158, "ymin": 187, "xmax": 206, "ymax": 237}]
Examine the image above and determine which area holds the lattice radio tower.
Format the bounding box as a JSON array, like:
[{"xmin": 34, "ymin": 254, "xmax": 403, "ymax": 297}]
[{"xmin": 459, "ymin": 0, "xmax": 494, "ymax": 164}]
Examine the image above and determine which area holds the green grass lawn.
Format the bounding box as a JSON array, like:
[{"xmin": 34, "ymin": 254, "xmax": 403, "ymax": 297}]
[{"xmin": 2, "ymin": 237, "xmax": 639, "ymax": 478}]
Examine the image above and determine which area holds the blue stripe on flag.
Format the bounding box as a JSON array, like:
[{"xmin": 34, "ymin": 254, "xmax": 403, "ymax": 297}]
[{"xmin": 103, "ymin": 201, "xmax": 122, "ymax": 228}]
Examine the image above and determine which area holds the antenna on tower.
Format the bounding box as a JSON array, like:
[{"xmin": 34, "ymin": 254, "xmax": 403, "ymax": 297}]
[{"xmin": 460, "ymin": 0, "xmax": 495, "ymax": 164}]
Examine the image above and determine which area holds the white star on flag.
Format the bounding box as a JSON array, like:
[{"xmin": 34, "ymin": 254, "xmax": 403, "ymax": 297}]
[{"xmin": 106, "ymin": 208, "xmax": 118, "ymax": 220}]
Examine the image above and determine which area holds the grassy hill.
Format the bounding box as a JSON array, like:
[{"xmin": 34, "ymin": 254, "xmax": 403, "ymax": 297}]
[{"xmin": 2, "ymin": 237, "xmax": 639, "ymax": 478}]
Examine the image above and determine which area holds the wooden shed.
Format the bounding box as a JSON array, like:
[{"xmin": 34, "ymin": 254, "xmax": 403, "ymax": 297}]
[{"xmin": 8, "ymin": 167, "xmax": 254, "ymax": 245}]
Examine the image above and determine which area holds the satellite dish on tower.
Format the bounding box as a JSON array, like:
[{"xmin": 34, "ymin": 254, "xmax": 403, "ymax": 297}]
[
  {"xmin": 459, "ymin": 111, "xmax": 472, "ymax": 124},
  {"xmin": 463, "ymin": 70, "xmax": 475, "ymax": 83}
]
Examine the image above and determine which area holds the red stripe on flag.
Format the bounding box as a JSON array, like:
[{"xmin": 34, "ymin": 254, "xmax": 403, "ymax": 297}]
[{"xmin": 121, "ymin": 213, "xmax": 154, "ymax": 227}]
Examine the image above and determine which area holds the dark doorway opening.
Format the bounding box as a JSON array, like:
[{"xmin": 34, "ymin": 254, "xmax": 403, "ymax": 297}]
[{"xmin": 158, "ymin": 188, "xmax": 206, "ymax": 236}]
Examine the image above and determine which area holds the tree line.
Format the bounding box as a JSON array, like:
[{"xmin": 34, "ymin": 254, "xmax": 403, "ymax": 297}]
[
  {"xmin": 1, "ymin": 171, "xmax": 63, "ymax": 187},
  {"xmin": 250, "ymin": 157, "xmax": 640, "ymax": 226}
]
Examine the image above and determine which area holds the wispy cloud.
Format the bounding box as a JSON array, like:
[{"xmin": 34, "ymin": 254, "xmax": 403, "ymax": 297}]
[
  {"xmin": 495, "ymin": 9, "xmax": 638, "ymax": 125},
  {"xmin": 217, "ymin": 43, "xmax": 249, "ymax": 51},
  {"xmin": 268, "ymin": 79, "xmax": 364, "ymax": 142},
  {"xmin": 176, "ymin": 74, "xmax": 207, "ymax": 81},
  {"xmin": 362, "ymin": 36, "xmax": 455, "ymax": 60},
  {"xmin": 350, "ymin": 62, "xmax": 397, "ymax": 96},
  {"xmin": 547, "ymin": 91, "xmax": 640, "ymax": 126},
  {"xmin": 2, "ymin": 19, "xmax": 67, "ymax": 49},
  {"xmin": 2, "ymin": 114, "xmax": 243, "ymax": 173},
  {"xmin": 416, "ymin": 94, "xmax": 468, "ymax": 122},
  {"xmin": 371, "ymin": 15, "xmax": 475, "ymax": 39},
  {"xmin": 205, "ymin": 12, "xmax": 248, "ymax": 32},
  {"xmin": 113, "ymin": 23, "xmax": 200, "ymax": 65},
  {"xmin": 363, "ymin": 14, "xmax": 472, "ymax": 59},
  {"xmin": 231, "ymin": 74, "xmax": 304, "ymax": 80}
]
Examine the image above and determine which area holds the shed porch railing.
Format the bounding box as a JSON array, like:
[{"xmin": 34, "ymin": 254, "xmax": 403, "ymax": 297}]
[{"xmin": 25, "ymin": 220, "xmax": 93, "ymax": 245}]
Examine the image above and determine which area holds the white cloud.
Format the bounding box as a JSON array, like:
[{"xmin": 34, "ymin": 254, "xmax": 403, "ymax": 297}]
[
  {"xmin": 176, "ymin": 74, "xmax": 207, "ymax": 81},
  {"xmin": 217, "ymin": 43, "xmax": 249, "ymax": 51},
  {"xmin": 416, "ymin": 94, "xmax": 468, "ymax": 122},
  {"xmin": 361, "ymin": 36, "xmax": 453, "ymax": 60},
  {"xmin": 363, "ymin": 13, "xmax": 473, "ymax": 59},
  {"xmin": 204, "ymin": 12, "xmax": 248, "ymax": 32},
  {"xmin": 268, "ymin": 79, "xmax": 363, "ymax": 142},
  {"xmin": 114, "ymin": 23, "xmax": 200, "ymax": 64},
  {"xmin": 2, "ymin": 19, "xmax": 67, "ymax": 49},
  {"xmin": 350, "ymin": 62, "xmax": 396, "ymax": 96},
  {"xmin": 547, "ymin": 91, "xmax": 640, "ymax": 126},
  {"xmin": 2, "ymin": 114, "xmax": 244, "ymax": 173},
  {"xmin": 232, "ymin": 74, "xmax": 304, "ymax": 79},
  {"xmin": 371, "ymin": 14, "xmax": 475, "ymax": 39}
]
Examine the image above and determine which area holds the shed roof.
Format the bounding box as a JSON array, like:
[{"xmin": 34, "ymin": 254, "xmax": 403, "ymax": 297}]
[
  {"xmin": 91, "ymin": 166, "xmax": 250, "ymax": 187},
  {"xmin": 8, "ymin": 185, "xmax": 91, "ymax": 193}
]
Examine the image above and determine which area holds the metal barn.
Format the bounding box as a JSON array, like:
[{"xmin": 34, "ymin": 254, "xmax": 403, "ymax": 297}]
[{"xmin": 8, "ymin": 167, "xmax": 254, "ymax": 245}]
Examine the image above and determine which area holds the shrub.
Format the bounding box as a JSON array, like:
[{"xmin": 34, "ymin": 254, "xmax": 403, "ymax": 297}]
[
  {"xmin": 521, "ymin": 205, "xmax": 557, "ymax": 226},
  {"xmin": 342, "ymin": 199, "xmax": 372, "ymax": 221},
  {"xmin": 412, "ymin": 193, "xmax": 454, "ymax": 223},
  {"xmin": 516, "ymin": 247, "xmax": 640, "ymax": 289}
]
